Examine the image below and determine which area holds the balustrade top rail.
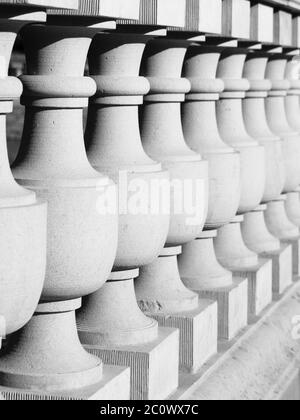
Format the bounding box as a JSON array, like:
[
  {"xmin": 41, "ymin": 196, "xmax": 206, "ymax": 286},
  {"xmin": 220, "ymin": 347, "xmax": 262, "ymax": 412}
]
[{"xmin": 2, "ymin": 2, "xmax": 300, "ymax": 49}]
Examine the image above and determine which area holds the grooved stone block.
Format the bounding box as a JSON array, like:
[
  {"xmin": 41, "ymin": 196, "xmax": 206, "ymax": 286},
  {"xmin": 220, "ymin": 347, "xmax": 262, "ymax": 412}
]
[
  {"xmin": 223, "ymin": 0, "xmax": 250, "ymax": 39},
  {"xmin": 85, "ymin": 328, "xmax": 179, "ymax": 401},
  {"xmin": 184, "ymin": 0, "xmax": 222, "ymax": 33},
  {"xmin": 48, "ymin": 0, "xmax": 140, "ymax": 19},
  {"xmin": 148, "ymin": 300, "xmax": 218, "ymax": 375},
  {"xmin": 122, "ymin": 0, "xmax": 186, "ymax": 28},
  {"xmin": 262, "ymin": 244, "xmax": 293, "ymax": 296},
  {"xmin": 282, "ymin": 237, "xmax": 300, "ymax": 279},
  {"xmin": 0, "ymin": 0, "xmax": 78, "ymax": 8},
  {"xmin": 274, "ymin": 10, "xmax": 293, "ymax": 46},
  {"xmin": 251, "ymin": 3, "xmax": 274, "ymax": 43},
  {"xmin": 293, "ymin": 16, "xmax": 300, "ymax": 48},
  {"xmin": 197, "ymin": 278, "xmax": 248, "ymax": 341},
  {"xmin": 232, "ymin": 258, "xmax": 273, "ymax": 320},
  {"xmin": 0, "ymin": 365, "xmax": 130, "ymax": 400}
]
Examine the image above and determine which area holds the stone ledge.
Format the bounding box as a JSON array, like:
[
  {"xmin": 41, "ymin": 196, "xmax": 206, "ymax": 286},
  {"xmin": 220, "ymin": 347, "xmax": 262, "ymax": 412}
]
[{"xmin": 171, "ymin": 281, "xmax": 300, "ymax": 400}]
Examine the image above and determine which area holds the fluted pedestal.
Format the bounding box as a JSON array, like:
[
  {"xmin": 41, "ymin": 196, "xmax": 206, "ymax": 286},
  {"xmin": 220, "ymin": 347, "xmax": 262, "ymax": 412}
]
[
  {"xmin": 214, "ymin": 47, "xmax": 271, "ymax": 321},
  {"xmin": 178, "ymin": 44, "xmax": 248, "ymax": 339},
  {"xmin": 0, "ymin": 24, "xmax": 129, "ymax": 399},
  {"xmin": 136, "ymin": 39, "xmax": 217, "ymax": 372},
  {"xmin": 78, "ymin": 34, "xmax": 179, "ymax": 400}
]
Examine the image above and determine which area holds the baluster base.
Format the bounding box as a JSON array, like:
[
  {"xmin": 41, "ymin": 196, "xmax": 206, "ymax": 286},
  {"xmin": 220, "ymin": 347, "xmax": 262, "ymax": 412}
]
[
  {"xmin": 0, "ymin": 365, "xmax": 130, "ymax": 400},
  {"xmin": 214, "ymin": 216, "xmax": 273, "ymax": 319},
  {"xmin": 242, "ymin": 205, "xmax": 293, "ymax": 296},
  {"xmin": 85, "ymin": 328, "xmax": 179, "ymax": 401},
  {"xmin": 78, "ymin": 269, "xmax": 180, "ymax": 400},
  {"xmin": 0, "ymin": 300, "xmax": 106, "ymax": 393},
  {"xmin": 265, "ymin": 195, "xmax": 300, "ymax": 279},
  {"xmin": 135, "ymin": 247, "xmax": 218, "ymax": 374},
  {"xmin": 179, "ymin": 231, "xmax": 248, "ymax": 340},
  {"xmin": 148, "ymin": 300, "xmax": 218, "ymax": 375},
  {"xmin": 234, "ymin": 258, "xmax": 273, "ymax": 320},
  {"xmin": 265, "ymin": 245, "xmax": 294, "ymax": 297},
  {"xmin": 197, "ymin": 278, "xmax": 248, "ymax": 341}
]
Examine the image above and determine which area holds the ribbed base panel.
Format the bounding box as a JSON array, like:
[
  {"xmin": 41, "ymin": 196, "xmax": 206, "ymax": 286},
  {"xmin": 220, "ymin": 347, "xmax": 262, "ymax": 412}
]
[
  {"xmin": 85, "ymin": 328, "xmax": 179, "ymax": 401},
  {"xmin": 285, "ymin": 237, "xmax": 300, "ymax": 279},
  {"xmin": 262, "ymin": 244, "xmax": 293, "ymax": 297},
  {"xmin": 232, "ymin": 258, "xmax": 273, "ymax": 320},
  {"xmin": 150, "ymin": 300, "xmax": 218, "ymax": 374},
  {"xmin": 197, "ymin": 278, "xmax": 248, "ymax": 341},
  {"xmin": 0, "ymin": 365, "xmax": 130, "ymax": 400}
]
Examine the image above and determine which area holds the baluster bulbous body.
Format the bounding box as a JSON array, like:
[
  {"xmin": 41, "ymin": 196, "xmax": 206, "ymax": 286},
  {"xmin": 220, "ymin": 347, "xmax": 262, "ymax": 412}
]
[
  {"xmin": 265, "ymin": 55, "xmax": 300, "ymax": 191},
  {"xmin": 179, "ymin": 45, "xmax": 240, "ymax": 290},
  {"xmin": 214, "ymin": 48, "xmax": 265, "ymax": 271},
  {"xmin": 136, "ymin": 39, "xmax": 208, "ymax": 313},
  {"xmin": 241, "ymin": 51, "xmax": 285, "ymax": 255},
  {"xmin": 78, "ymin": 34, "xmax": 170, "ymax": 346},
  {"xmin": 0, "ymin": 15, "xmax": 47, "ymax": 355}
]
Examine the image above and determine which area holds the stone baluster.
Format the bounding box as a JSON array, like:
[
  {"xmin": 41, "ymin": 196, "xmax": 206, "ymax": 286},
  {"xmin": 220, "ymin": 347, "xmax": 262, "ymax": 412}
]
[
  {"xmin": 178, "ymin": 44, "xmax": 249, "ymax": 340},
  {"xmin": 241, "ymin": 50, "xmax": 292, "ymax": 296},
  {"xmin": 0, "ymin": 5, "xmax": 48, "ymax": 364},
  {"xmin": 135, "ymin": 39, "xmax": 218, "ymax": 374},
  {"xmin": 265, "ymin": 54, "xmax": 300, "ymax": 193},
  {"xmin": 285, "ymin": 56, "xmax": 300, "ymax": 133},
  {"xmin": 0, "ymin": 21, "xmax": 132, "ymax": 399},
  {"xmin": 264, "ymin": 53, "xmax": 300, "ymax": 284},
  {"xmin": 78, "ymin": 33, "xmax": 180, "ymax": 401},
  {"xmin": 212, "ymin": 47, "xmax": 273, "ymax": 320},
  {"xmin": 284, "ymin": 56, "xmax": 300, "ymax": 253}
]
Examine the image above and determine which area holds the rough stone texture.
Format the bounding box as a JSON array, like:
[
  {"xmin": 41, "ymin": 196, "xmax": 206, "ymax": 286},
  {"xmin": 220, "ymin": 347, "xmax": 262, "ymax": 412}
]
[{"xmin": 86, "ymin": 328, "xmax": 180, "ymax": 401}]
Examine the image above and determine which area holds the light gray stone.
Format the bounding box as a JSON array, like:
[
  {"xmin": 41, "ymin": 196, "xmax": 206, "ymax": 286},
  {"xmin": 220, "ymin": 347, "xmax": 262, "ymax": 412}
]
[{"xmin": 86, "ymin": 328, "xmax": 180, "ymax": 401}]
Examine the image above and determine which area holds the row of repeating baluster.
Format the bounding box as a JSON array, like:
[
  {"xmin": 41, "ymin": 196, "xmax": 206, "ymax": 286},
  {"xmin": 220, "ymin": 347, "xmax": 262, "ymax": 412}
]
[{"xmin": 1, "ymin": 19, "xmax": 300, "ymax": 399}]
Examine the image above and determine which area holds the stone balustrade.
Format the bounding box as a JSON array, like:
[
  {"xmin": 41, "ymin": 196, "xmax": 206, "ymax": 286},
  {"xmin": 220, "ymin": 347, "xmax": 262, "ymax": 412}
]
[{"xmin": 0, "ymin": 0, "xmax": 300, "ymax": 400}]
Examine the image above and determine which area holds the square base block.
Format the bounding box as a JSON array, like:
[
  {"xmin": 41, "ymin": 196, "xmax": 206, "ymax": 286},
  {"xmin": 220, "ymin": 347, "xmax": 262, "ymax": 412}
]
[
  {"xmin": 85, "ymin": 327, "xmax": 179, "ymax": 401},
  {"xmin": 283, "ymin": 237, "xmax": 300, "ymax": 279},
  {"xmin": 232, "ymin": 258, "xmax": 273, "ymax": 320},
  {"xmin": 196, "ymin": 278, "xmax": 248, "ymax": 341},
  {"xmin": 148, "ymin": 300, "xmax": 218, "ymax": 375},
  {"xmin": 262, "ymin": 244, "xmax": 293, "ymax": 296},
  {"xmin": 0, "ymin": 365, "xmax": 130, "ymax": 400}
]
